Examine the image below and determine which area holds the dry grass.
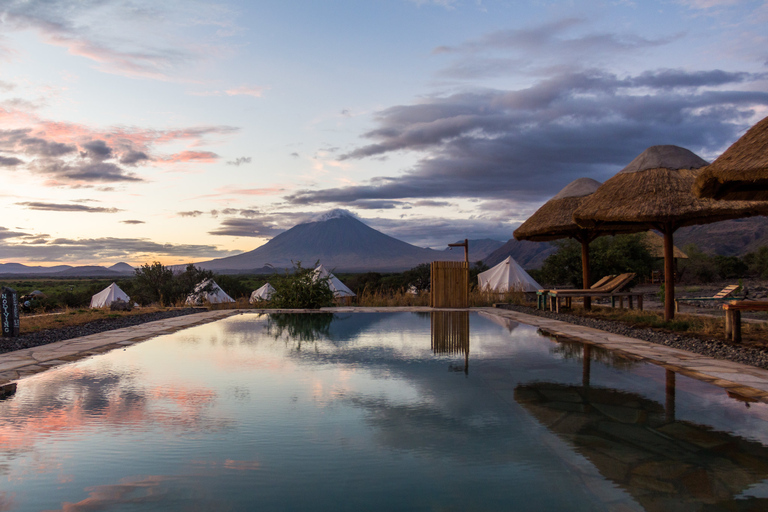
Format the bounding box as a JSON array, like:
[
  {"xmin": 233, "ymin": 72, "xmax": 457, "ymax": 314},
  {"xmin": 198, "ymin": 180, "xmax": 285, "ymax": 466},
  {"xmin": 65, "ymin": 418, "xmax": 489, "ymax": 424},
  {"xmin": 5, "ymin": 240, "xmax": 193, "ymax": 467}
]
[
  {"xmin": 20, "ymin": 305, "xmax": 173, "ymax": 334},
  {"xmin": 352, "ymin": 288, "xmax": 533, "ymax": 308},
  {"xmin": 356, "ymin": 289, "xmax": 430, "ymax": 307}
]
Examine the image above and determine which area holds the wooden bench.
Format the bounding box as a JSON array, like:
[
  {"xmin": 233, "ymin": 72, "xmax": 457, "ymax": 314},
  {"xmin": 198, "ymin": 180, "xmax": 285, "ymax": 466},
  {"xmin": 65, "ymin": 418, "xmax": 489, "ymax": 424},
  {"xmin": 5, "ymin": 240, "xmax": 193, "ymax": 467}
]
[{"xmin": 723, "ymin": 301, "xmax": 768, "ymax": 342}]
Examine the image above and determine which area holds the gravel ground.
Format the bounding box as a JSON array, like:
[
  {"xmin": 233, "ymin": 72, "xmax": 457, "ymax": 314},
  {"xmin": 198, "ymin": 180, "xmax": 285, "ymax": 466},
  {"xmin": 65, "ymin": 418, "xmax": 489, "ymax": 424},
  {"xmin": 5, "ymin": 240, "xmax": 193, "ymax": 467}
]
[
  {"xmin": 0, "ymin": 308, "xmax": 205, "ymax": 355},
  {"xmin": 498, "ymin": 303, "xmax": 768, "ymax": 370}
]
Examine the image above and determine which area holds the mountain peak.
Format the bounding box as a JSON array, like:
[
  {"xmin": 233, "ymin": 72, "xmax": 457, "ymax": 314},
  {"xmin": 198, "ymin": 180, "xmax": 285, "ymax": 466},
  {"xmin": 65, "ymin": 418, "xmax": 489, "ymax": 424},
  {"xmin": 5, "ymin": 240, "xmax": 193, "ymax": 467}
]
[{"xmin": 309, "ymin": 209, "xmax": 359, "ymax": 223}]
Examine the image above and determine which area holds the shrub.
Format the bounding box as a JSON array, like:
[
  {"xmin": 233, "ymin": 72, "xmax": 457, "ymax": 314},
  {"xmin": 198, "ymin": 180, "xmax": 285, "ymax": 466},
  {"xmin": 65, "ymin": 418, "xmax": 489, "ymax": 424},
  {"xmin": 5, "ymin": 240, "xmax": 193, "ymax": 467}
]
[{"xmin": 269, "ymin": 262, "xmax": 335, "ymax": 309}]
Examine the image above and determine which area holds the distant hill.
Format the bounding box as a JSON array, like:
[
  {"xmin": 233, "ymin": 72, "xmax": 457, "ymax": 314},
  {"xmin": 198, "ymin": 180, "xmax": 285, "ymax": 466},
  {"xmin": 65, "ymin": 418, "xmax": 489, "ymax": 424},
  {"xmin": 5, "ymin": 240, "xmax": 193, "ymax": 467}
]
[
  {"xmin": 0, "ymin": 263, "xmax": 73, "ymax": 275},
  {"xmin": 109, "ymin": 262, "xmax": 135, "ymax": 274},
  {"xmin": 445, "ymin": 239, "xmax": 505, "ymax": 262},
  {"xmin": 52, "ymin": 266, "xmax": 125, "ymax": 277},
  {"xmin": 675, "ymin": 216, "xmax": 768, "ymax": 256},
  {"xmin": 194, "ymin": 210, "xmax": 464, "ymax": 273},
  {"xmin": 484, "ymin": 239, "xmax": 557, "ymax": 269},
  {"xmin": 0, "ymin": 262, "xmax": 135, "ymax": 277}
]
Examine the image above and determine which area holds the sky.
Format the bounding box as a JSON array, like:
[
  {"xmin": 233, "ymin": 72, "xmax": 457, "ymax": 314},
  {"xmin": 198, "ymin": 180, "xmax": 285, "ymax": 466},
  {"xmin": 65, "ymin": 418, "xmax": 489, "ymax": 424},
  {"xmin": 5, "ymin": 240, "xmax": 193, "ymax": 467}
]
[{"xmin": 1, "ymin": 0, "xmax": 767, "ymax": 267}]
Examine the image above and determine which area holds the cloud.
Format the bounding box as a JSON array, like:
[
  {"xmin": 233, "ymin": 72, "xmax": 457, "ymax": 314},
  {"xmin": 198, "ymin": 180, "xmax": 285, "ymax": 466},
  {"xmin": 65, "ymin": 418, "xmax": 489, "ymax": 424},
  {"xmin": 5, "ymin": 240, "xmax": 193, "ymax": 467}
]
[
  {"xmin": 119, "ymin": 150, "xmax": 149, "ymax": 165},
  {"xmin": 286, "ymin": 67, "xmax": 768, "ymax": 206},
  {"xmin": 80, "ymin": 139, "xmax": 112, "ymax": 160},
  {"xmin": 120, "ymin": 219, "xmax": 145, "ymax": 224},
  {"xmin": 192, "ymin": 86, "xmax": 267, "ymax": 98},
  {"xmin": 226, "ymin": 156, "xmax": 251, "ymax": 166},
  {"xmin": 0, "ymin": 1, "xmax": 238, "ymax": 82},
  {"xmin": 160, "ymin": 151, "xmax": 219, "ymax": 163},
  {"xmin": 208, "ymin": 218, "xmax": 285, "ymax": 238},
  {"xmin": 433, "ymin": 18, "xmax": 679, "ymax": 81},
  {"xmin": 365, "ymin": 215, "xmax": 514, "ymax": 248},
  {"xmin": 0, "ymin": 155, "xmax": 22, "ymax": 166},
  {"xmin": 17, "ymin": 201, "xmax": 122, "ymax": 213},
  {"xmin": 178, "ymin": 210, "xmax": 204, "ymax": 217},
  {"xmin": 0, "ymin": 235, "xmax": 238, "ymax": 262},
  {"xmin": 0, "ymin": 111, "xmax": 237, "ymax": 186},
  {"xmin": 225, "ymin": 85, "xmax": 266, "ymax": 97},
  {"xmin": 0, "ymin": 226, "xmax": 29, "ymax": 240}
]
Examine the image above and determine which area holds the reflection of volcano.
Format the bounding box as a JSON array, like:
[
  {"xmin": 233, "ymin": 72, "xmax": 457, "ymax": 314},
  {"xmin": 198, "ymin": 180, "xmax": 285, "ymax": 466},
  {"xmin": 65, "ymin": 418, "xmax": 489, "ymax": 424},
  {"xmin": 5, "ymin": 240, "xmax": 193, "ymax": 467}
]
[{"xmin": 515, "ymin": 382, "xmax": 768, "ymax": 511}]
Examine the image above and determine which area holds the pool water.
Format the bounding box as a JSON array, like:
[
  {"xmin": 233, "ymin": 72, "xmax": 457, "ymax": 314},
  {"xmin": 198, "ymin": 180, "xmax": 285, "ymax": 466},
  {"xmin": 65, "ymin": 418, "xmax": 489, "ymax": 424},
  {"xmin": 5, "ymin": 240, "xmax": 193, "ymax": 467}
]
[{"xmin": 2, "ymin": 312, "xmax": 768, "ymax": 511}]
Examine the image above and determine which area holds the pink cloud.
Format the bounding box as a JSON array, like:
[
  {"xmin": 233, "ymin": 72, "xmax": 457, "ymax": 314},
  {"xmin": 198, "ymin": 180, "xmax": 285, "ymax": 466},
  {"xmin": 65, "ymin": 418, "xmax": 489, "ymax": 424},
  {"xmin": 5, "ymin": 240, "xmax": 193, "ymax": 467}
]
[
  {"xmin": 159, "ymin": 151, "xmax": 220, "ymax": 164},
  {"xmin": 225, "ymin": 85, "xmax": 267, "ymax": 98}
]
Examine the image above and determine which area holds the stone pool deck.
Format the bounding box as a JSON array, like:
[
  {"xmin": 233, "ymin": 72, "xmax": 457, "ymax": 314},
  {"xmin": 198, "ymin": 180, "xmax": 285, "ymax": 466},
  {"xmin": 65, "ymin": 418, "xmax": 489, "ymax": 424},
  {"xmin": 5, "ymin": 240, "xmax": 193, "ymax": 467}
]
[{"xmin": 3, "ymin": 307, "xmax": 768, "ymax": 404}]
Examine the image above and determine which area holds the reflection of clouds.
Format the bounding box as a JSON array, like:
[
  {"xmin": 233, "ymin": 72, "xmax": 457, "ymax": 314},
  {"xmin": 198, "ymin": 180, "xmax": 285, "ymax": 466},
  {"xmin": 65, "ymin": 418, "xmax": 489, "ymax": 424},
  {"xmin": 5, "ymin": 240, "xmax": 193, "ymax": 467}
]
[
  {"xmin": 343, "ymin": 394, "xmax": 522, "ymax": 464},
  {"xmin": 0, "ymin": 364, "xmax": 231, "ymax": 472},
  {"xmin": 191, "ymin": 459, "xmax": 261, "ymax": 472},
  {"xmin": 0, "ymin": 492, "xmax": 14, "ymax": 512},
  {"xmin": 53, "ymin": 475, "xmax": 176, "ymax": 512}
]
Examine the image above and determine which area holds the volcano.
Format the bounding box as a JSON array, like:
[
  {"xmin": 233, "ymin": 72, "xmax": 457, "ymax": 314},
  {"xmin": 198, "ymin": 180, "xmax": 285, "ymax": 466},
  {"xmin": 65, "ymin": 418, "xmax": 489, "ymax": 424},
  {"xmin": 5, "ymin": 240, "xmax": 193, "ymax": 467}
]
[{"xmin": 196, "ymin": 210, "xmax": 463, "ymax": 273}]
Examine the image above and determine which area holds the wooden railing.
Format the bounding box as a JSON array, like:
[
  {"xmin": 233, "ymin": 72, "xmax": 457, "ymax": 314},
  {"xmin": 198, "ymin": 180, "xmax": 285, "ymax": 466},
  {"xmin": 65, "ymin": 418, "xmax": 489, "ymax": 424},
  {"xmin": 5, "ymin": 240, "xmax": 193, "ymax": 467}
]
[{"xmin": 430, "ymin": 261, "xmax": 469, "ymax": 308}]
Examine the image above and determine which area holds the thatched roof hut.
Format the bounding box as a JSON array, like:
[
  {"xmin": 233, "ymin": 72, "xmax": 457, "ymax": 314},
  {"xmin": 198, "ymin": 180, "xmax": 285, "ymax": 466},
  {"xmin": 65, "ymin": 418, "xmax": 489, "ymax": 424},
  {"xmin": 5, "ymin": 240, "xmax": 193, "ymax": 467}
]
[
  {"xmin": 694, "ymin": 115, "xmax": 768, "ymax": 201},
  {"xmin": 514, "ymin": 178, "xmax": 608, "ymax": 308},
  {"xmin": 514, "ymin": 178, "xmax": 603, "ymax": 242},
  {"xmin": 643, "ymin": 231, "xmax": 687, "ymax": 259},
  {"xmin": 574, "ymin": 145, "xmax": 762, "ymax": 320}
]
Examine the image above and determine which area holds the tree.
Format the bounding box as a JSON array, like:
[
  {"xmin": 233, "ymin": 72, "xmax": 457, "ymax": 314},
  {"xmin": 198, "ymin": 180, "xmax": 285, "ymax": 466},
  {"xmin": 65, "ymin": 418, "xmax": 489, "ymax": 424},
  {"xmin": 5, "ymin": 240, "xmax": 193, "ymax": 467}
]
[
  {"xmin": 130, "ymin": 262, "xmax": 214, "ymax": 306},
  {"xmin": 269, "ymin": 262, "xmax": 335, "ymax": 309},
  {"xmin": 536, "ymin": 234, "xmax": 655, "ymax": 287},
  {"xmin": 132, "ymin": 262, "xmax": 175, "ymax": 305}
]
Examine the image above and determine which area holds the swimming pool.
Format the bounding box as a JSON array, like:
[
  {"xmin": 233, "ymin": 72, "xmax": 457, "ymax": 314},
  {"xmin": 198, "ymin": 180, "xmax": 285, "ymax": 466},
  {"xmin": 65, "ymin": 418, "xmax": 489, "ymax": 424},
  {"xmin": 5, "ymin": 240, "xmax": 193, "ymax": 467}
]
[{"xmin": 2, "ymin": 311, "xmax": 768, "ymax": 511}]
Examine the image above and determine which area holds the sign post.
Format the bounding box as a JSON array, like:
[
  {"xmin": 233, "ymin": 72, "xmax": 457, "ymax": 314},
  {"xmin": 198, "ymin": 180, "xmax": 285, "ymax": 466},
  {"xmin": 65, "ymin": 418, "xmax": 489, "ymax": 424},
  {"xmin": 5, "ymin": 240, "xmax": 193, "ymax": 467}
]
[{"xmin": 1, "ymin": 287, "xmax": 20, "ymax": 338}]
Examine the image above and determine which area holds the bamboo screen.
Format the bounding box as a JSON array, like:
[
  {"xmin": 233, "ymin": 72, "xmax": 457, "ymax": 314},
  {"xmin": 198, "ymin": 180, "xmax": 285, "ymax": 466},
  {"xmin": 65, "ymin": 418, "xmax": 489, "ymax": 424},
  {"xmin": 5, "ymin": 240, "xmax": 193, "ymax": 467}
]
[{"xmin": 430, "ymin": 261, "xmax": 469, "ymax": 308}]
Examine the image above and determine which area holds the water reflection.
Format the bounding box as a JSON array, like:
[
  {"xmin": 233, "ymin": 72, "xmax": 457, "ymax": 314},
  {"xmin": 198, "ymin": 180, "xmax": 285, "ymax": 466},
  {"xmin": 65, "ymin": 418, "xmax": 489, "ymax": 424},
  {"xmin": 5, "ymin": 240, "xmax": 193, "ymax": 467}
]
[
  {"xmin": 515, "ymin": 376, "xmax": 768, "ymax": 511},
  {"xmin": 430, "ymin": 311, "xmax": 470, "ymax": 374},
  {"xmin": 267, "ymin": 313, "xmax": 335, "ymax": 348}
]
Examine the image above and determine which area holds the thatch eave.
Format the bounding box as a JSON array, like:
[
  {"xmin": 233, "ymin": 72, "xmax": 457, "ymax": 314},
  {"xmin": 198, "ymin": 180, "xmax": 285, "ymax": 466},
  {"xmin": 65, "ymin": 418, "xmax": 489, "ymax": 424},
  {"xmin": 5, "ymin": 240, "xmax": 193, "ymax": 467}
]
[
  {"xmin": 694, "ymin": 115, "xmax": 768, "ymax": 201},
  {"xmin": 574, "ymin": 167, "xmax": 765, "ymax": 232}
]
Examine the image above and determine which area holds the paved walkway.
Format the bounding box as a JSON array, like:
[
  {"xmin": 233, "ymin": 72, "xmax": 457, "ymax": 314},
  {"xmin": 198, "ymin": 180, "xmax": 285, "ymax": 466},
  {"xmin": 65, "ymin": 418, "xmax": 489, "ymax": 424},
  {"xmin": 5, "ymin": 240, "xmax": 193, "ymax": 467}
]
[{"xmin": 2, "ymin": 307, "xmax": 768, "ymax": 404}]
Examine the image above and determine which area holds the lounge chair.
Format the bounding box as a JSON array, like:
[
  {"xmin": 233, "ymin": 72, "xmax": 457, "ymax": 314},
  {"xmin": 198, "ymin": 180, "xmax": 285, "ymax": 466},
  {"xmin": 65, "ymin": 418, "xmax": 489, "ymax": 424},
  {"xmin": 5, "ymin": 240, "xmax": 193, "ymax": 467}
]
[
  {"xmin": 674, "ymin": 284, "xmax": 745, "ymax": 313},
  {"xmin": 536, "ymin": 275, "xmax": 616, "ymax": 309},
  {"xmin": 547, "ymin": 273, "xmax": 639, "ymax": 313}
]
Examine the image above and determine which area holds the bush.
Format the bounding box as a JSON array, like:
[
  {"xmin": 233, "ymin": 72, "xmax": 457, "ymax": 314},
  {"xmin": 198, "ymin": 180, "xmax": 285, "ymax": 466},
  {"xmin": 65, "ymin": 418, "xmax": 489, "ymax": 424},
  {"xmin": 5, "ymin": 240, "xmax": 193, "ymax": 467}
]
[{"xmin": 269, "ymin": 262, "xmax": 335, "ymax": 309}]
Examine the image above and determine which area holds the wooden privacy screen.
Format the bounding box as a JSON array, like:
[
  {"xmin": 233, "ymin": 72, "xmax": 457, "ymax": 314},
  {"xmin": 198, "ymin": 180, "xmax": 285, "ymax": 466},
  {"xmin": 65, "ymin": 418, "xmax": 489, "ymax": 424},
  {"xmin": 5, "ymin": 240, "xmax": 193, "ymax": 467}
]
[{"xmin": 430, "ymin": 261, "xmax": 469, "ymax": 308}]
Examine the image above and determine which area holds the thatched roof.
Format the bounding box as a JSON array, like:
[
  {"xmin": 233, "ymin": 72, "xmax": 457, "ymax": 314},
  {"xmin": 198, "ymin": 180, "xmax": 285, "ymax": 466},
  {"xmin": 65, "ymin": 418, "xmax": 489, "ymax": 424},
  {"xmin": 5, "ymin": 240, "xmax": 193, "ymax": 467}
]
[
  {"xmin": 643, "ymin": 231, "xmax": 687, "ymax": 259},
  {"xmin": 694, "ymin": 115, "xmax": 768, "ymax": 201},
  {"xmin": 574, "ymin": 145, "xmax": 763, "ymax": 232},
  {"xmin": 514, "ymin": 178, "xmax": 602, "ymax": 242}
]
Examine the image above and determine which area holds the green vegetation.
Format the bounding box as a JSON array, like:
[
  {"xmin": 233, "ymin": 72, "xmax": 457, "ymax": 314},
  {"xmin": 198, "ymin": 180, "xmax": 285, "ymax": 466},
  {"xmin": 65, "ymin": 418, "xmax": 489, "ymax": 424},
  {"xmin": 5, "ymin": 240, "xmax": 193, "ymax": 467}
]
[
  {"xmin": 529, "ymin": 234, "xmax": 655, "ymax": 287},
  {"xmin": 680, "ymin": 245, "xmax": 765, "ymax": 283},
  {"xmin": 268, "ymin": 262, "xmax": 335, "ymax": 309}
]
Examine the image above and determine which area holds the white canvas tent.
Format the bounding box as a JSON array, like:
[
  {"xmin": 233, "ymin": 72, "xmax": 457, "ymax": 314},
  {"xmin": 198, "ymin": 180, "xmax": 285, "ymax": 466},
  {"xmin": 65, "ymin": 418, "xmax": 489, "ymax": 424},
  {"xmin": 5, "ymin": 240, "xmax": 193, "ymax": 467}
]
[
  {"xmin": 186, "ymin": 279, "xmax": 235, "ymax": 305},
  {"xmin": 313, "ymin": 265, "xmax": 356, "ymax": 298},
  {"xmin": 250, "ymin": 283, "xmax": 276, "ymax": 303},
  {"xmin": 90, "ymin": 282, "xmax": 131, "ymax": 308},
  {"xmin": 477, "ymin": 256, "xmax": 541, "ymax": 293}
]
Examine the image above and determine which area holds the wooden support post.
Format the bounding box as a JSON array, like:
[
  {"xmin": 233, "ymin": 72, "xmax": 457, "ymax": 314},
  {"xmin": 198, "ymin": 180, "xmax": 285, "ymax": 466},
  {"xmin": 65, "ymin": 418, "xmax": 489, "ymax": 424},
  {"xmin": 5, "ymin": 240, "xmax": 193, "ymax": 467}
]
[
  {"xmin": 581, "ymin": 239, "xmax": 591, "ymax": 311},
  {"xmin": 733, "ymin": 310, "xmax": 742, "ymax": 343},
  {"xmin": 663, "ymin": 228, "xmax": 675, "ymax": 321}
]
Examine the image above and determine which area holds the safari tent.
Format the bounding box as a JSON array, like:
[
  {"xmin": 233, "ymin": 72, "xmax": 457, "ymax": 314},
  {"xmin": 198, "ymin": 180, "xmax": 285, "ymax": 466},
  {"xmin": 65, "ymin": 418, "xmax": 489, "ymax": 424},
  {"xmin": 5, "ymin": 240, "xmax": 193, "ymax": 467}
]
[
  {"xmin": 90, "ymin": 282, "xmax": 131, "ymax": 308},
  {"xmin": 186, "ymin": 279, "xmax": 235, "ymax": 305},
  {"xmin": 250, "ymin": 283, "xmax": 276, "ymax": 303},
  {"xmin": 477, "ymin": 256, "xmax": 541, "ymax": 293},
  {"xmin": 313, "ymin": 264, "xmax": 355, "ymax": 298}
]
